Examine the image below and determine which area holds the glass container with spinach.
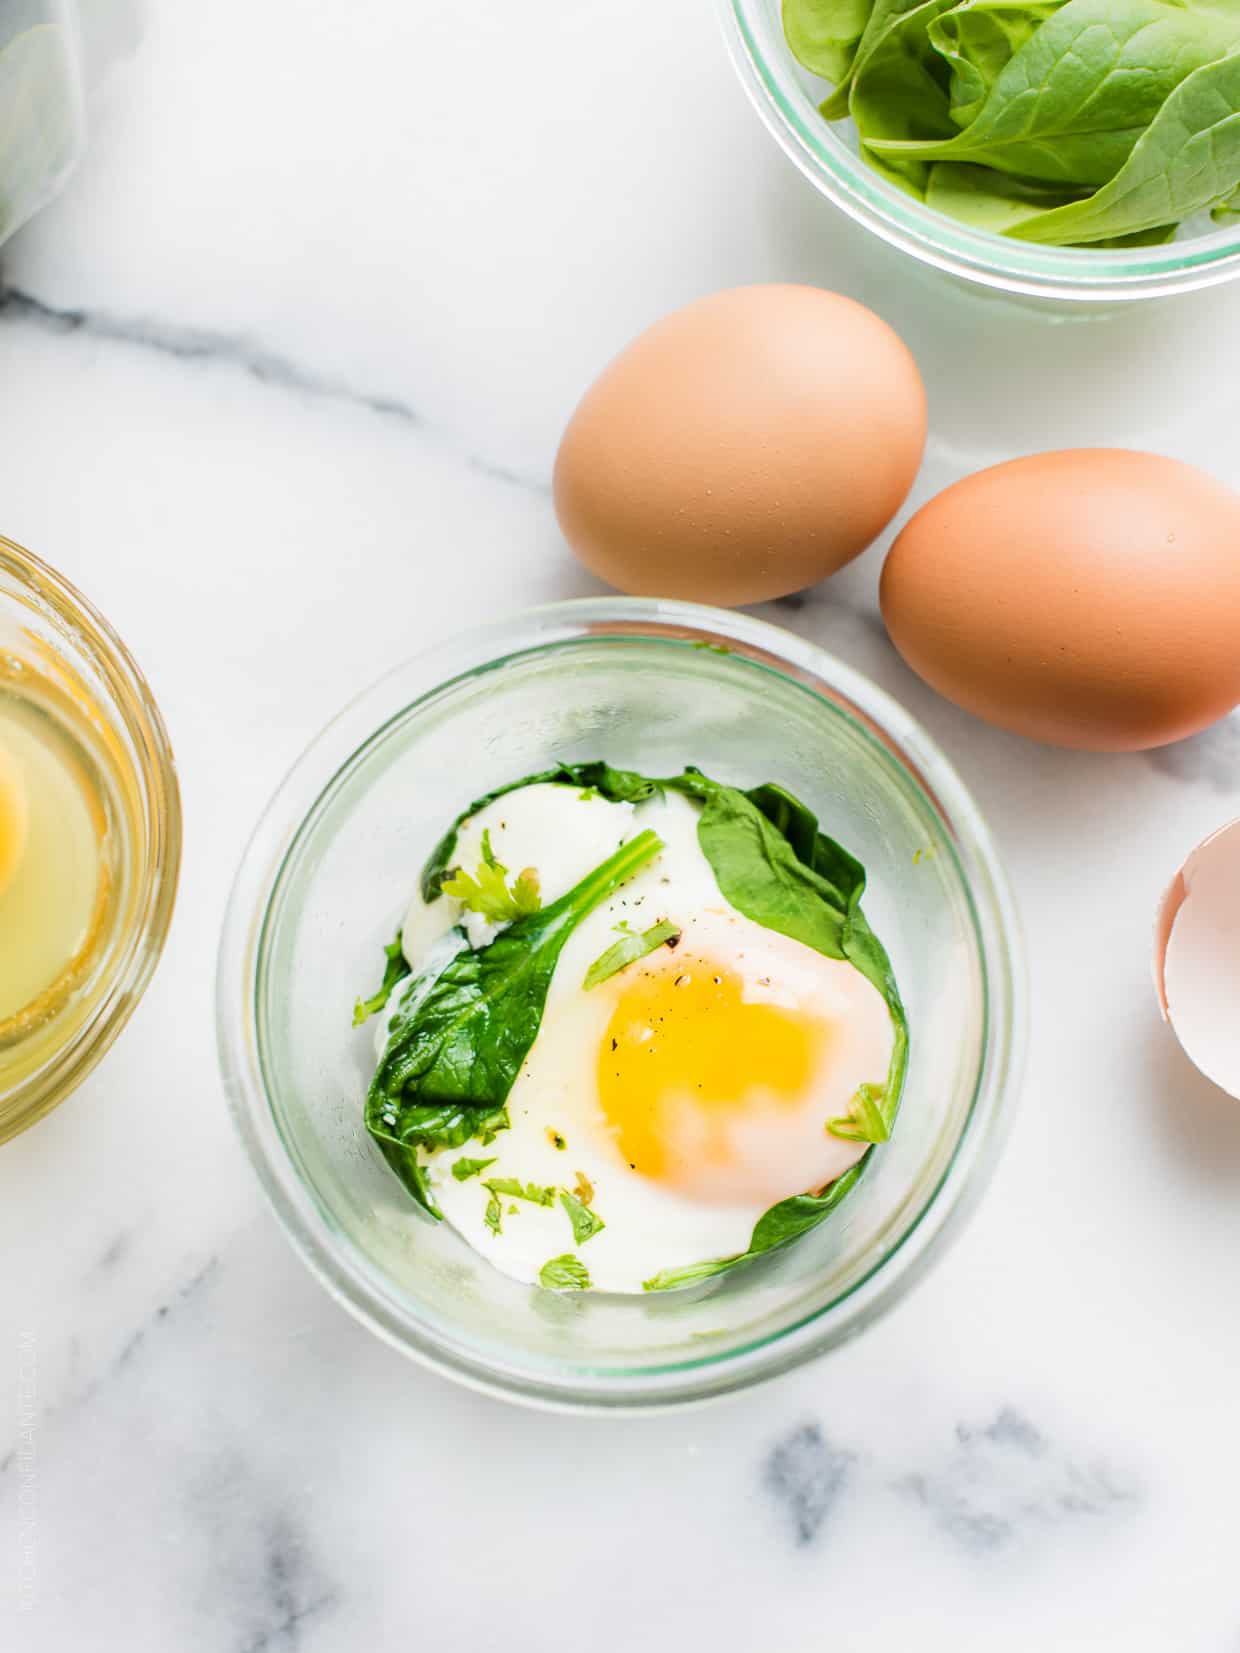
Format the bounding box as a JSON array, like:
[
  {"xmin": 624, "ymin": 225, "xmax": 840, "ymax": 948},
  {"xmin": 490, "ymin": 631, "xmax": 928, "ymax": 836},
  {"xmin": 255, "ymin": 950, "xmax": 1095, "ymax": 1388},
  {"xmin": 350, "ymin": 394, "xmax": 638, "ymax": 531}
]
[
  {"xmin": 783, "ymin": 0, "xmax": 1240, "ymax": 245},
  {"xmin": 358, "ymin": 762, "xmax": 908, "ymax": 1291}
]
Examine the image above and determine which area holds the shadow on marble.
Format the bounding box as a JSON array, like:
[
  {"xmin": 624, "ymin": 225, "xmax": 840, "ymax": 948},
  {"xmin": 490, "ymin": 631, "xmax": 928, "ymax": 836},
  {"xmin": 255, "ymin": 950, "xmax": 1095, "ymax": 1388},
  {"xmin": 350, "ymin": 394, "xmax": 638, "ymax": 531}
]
[{"xmin": 1143, "ymin": 1020, "xmax": 1240, "ymax": 1182}]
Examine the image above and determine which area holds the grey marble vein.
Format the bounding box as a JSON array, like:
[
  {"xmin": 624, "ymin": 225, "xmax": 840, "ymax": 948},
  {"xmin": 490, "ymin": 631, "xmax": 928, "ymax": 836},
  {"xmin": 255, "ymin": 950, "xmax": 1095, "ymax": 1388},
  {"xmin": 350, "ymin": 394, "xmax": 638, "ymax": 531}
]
[
  {"xmin": 190, "ymin": 1457, "xmax": 336, "ymax": 1653},
  {"xmin": 0, "ymin": 1252, "xmax": 219, "ymax": 1476},
  {"xmin": 895, "ymin": 1406, "xmax": 1139, "ymax": 1554},
  {"xmin": 0, "ymin": 282, "xmax": 544, "ymax": 493},
  {"xmin": 763, "ymin": 1421, "xmax": 855, "ymax": 1546}
]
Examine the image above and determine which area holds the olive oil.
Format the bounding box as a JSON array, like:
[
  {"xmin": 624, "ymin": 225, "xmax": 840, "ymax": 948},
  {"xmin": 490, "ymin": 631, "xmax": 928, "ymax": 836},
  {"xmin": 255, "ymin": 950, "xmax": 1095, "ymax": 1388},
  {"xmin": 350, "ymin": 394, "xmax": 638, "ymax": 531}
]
[{"xmin": 0, "ymin": 662, "xmax": 111, "ymax": 1040}]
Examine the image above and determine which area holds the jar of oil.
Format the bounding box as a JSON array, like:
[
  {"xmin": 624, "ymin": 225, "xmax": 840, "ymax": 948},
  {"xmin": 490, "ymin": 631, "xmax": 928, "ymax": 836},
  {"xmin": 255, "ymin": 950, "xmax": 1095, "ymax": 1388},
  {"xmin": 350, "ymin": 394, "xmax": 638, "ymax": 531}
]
[{"xmin": 0, "ymin": 537, "xmax": 180, "ymax": 1141}]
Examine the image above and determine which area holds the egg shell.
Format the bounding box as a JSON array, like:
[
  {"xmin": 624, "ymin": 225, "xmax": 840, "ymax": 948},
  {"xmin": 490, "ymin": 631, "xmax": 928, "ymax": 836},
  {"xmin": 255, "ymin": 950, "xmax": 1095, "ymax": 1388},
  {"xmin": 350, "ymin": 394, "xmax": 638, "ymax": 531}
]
[
  {"xmin": 1153, "ymin": 817, "xmax": 1240, "ymax": 1100},
  {"xmin": 553, "ymin": 285, "xmax": 926, "ymax": 607},
  {"xmin": 880, "ymin": 449, "xmax": 1240, "ymax": 752}
]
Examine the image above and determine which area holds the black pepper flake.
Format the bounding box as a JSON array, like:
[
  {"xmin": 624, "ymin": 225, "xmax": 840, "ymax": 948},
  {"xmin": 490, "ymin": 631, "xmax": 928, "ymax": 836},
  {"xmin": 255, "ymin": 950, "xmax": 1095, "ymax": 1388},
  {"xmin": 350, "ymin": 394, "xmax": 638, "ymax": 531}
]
[{"xmin": 611, "ymin": 1038, "xmax": 618, "ymax": 1051}]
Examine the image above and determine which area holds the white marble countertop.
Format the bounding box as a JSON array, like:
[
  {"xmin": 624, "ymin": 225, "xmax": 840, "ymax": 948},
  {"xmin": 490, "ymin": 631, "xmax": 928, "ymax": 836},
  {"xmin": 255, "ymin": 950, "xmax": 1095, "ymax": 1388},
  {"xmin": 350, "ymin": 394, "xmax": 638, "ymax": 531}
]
[{"xmin": 3, "ymin": 1, "xmax": 1240, "ymax": 1647}]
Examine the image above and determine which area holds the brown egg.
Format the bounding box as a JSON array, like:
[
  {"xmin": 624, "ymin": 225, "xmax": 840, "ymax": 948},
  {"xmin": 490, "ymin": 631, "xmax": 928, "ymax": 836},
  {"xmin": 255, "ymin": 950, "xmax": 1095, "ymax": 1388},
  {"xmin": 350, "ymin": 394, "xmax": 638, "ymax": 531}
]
[
  {"xmin": 553, "ymin": 285, "xmax": 926, "ymax": 607},
  {"xmin": 880, "ymin": 449, "xmax": 1240, "ymax": 751}
]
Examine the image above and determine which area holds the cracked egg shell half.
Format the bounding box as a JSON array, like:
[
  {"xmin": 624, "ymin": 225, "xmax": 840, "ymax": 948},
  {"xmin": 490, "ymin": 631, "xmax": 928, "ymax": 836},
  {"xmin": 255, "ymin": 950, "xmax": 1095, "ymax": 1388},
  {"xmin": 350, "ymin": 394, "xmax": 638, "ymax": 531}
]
[{"xmin": 1154, "ymin": 818, "xmax": 1240, "ymax": 1100}]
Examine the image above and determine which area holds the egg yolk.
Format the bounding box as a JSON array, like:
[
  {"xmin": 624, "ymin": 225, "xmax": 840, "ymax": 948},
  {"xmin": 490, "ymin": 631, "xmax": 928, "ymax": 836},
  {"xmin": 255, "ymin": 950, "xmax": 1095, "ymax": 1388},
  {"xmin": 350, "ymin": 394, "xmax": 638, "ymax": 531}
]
[
  {"xmin": 597, "ymin": 959, "xmax": 829, "ymax": 1194},
  {"xmin": 0, "ymin": 740, "xmax": 27, "ymax": 899}
]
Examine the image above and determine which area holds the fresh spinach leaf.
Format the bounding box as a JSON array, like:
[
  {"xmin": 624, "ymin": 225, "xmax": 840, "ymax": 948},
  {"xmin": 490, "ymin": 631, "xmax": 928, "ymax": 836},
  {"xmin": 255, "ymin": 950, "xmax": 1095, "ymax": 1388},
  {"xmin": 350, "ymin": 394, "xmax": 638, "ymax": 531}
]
[
  {"xmin": 450, "ymin": 1156, "xmax": 497, "ymax": 1181},
  {"xmin": 868, "ymin": 0, "xmax": 1240, "ymax": 185},
  {"xmin": 367, "ymin": 830, "xmax": 663, "ymax": 1207},
  {"xmin": 0, "ymin": 26, "xmax": 77, "ymax": 245},
  {"xmin": 925, "ymin": 160, "xmax": 1084, "ymax": 229},
  {"xmin": 928, "ymin": 0, "xmax": 1064, "ymax": 128},
  {"xmin": 1007, "ymin": 46, "xmax": 1240, "ymax": 241},
  {"xmin": 847, "ymin": 0, "xmax": 962, "ymax": 192},
  {"xmin": 583, "ymin": 918, "xmax": 681, "ymax": 990},
  {"xmin": 560, "ymin": 1189, "xmax": 605, "ymax": 1245},
  {"xmin": 783, "ymin": 0, "xmax": 879, "ymax": 87},
  {"xmin": 352, "ymin": 932, "xmax": 412, "ymax": 1027},
  {"xmin": 539, "ymin": 1255, "xmax": 591, "ymax": 1291},
  {"xmin": 642, "ymin": 1163, "xmax": 867, "ymax": 1291}
]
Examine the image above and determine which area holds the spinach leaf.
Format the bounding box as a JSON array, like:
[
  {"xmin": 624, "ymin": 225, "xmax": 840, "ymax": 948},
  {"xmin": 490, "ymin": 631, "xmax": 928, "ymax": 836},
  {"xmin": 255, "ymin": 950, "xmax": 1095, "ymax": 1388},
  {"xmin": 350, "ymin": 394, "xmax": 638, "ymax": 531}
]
[
  {"xmin": 869, "ymin": 0, "xmax": 1240, "ymax": 186},
  {"xmin": 1006, "ymin": 46, "xmax": 1240, "ymax": 241},
  {"xmin": 783, "ymin": 0, "xmax": 879, "ymax": 87},
  {"xmin": 925, "ymin": 160, "xmax": 1085, "ymax": 230},
  {"xmin": 539, "ymin": 1255, "xmax": 591, "ymax": 1291},
  {"xmin": 642, "ymin": 1164, "xmax": 866, "ymax": 1291},
  {"xmin": 367, "ymin": 830, "xmax": 663, "ymax": 1207},
  {"xmin": 827, "ymin": 1081, "xmax": 891, "ymax": 1142},
  {"xmin": 847, "ymin": 0, "xmax": 962, "ymax": 192},
  {"xmin": 928, "ymin": 0, "xmax": 1065, "ymax": 128},
  {"xmin": 583, "ymin": 918, "xmax": 681, "ymax": 990},
  {"xmin": 0, "ymin": 27, "xmax": 76, "ymax": 245},
  {"xmin": 352, "ymin": 932, "xmax": 411, "ymax": 1026},
  {"xmin": 560, "ymin": 1188, "xmax": 605, "ymax": 1245}
]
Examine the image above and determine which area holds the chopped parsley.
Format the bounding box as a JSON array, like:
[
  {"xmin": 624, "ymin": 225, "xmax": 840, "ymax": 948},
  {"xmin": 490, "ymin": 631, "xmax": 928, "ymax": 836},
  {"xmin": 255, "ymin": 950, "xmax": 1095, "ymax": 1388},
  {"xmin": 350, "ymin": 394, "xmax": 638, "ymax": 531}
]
[
  {"xmin": 451, "ymin": 1156, "xmax": 497, "ymax": 1182},
  {"xmin": 442, "ymin": 830, "xmax": 542, "ymax": 924},
  {"xmin": 560, "ymin": 1189, "xmax": 604, "ymax": 1246},
  {"xmin": 539, "ymin": 1254, "xmax": 591, "ymax": 1291},
  {"xmin": 484, "ymin": 1177, "xmax": 556, "ymax": 1207}
]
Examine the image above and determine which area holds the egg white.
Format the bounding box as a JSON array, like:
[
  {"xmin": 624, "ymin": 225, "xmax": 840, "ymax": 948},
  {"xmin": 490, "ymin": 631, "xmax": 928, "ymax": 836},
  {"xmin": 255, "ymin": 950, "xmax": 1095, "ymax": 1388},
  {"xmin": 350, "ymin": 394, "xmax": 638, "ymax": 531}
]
[{"xmin": 386, "ymin": 783, "xmax": 895, "ymax": 1293}]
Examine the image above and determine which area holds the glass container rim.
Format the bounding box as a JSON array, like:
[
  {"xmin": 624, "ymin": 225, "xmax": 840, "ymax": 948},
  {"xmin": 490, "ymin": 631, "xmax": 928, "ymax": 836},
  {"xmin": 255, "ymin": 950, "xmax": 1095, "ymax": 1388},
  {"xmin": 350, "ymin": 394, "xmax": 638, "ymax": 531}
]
[
  {"xmin": 716, "ymin": 0, "xmax": 1240, "ymax": 303},
  {"xmin": 216, "ymin": 597, "xmax": 1026, "ymax": 1411}
]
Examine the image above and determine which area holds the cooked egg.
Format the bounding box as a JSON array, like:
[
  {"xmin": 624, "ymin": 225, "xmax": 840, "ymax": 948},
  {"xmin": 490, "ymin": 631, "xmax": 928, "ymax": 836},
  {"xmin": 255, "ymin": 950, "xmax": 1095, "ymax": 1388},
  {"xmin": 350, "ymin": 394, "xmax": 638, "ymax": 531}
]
[{"xmin": 395, "ymin": 785, "xmax": 895, "ymax": 1293}]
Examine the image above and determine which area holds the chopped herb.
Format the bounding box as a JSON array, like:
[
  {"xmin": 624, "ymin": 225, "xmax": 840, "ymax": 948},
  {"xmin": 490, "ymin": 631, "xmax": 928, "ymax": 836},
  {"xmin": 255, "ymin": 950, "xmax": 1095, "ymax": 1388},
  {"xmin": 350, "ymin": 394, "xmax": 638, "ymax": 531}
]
[
  {"xmin": 484, "ymin": 1192, "xmax": 502, "ymax": 1236},
  {"xmin": 826, "ymin": 1082, "xmax": 891, "ymax": 1145},
  {"xmin": 539, "ymin": 1254, "xmax": 591, "ymax": 1290},
  {"xmin": 478, "ymin": 1109, "xmax": 510, "ymax": 1147},
  {"xmin": 485, "ymin": 1177, "xmax": 556, "ymax": 1207},
  {"xmin": 352, "ymin": 934, "xmax": 411, "ymax": 1026},
  {"xmin": 573, "ymin": 1171, "xmax": 594, "ymax": 1205},
  {"xmin": 583, "ymin": 918, "xmax": 682, "ymax": 991},
  {"xmin": 450, "ymin": 1156, "xmax": 497, "ymax": 1182},
  {"xmin": 560, "ymin": 1188, "xmax": 604, "ymax": 1245},
  {"xmin": 442, "ymin": 838, "xmax": 542, "ymax": 924}
]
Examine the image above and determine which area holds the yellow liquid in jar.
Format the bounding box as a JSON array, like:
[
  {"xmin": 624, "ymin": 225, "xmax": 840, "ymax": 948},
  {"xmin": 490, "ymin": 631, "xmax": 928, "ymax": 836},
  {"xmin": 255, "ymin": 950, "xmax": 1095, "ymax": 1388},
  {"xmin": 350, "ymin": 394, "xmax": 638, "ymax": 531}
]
[{"xmin": 0, "ymin": 666, "xmax": 112, "ymax": 1039}]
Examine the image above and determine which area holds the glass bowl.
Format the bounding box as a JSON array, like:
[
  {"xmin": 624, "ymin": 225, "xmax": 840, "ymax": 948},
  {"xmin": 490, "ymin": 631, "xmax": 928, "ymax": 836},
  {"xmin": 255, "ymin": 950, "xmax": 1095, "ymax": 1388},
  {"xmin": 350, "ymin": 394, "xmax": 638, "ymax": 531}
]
[
  {"xmin": 217, "ymin": 599, "xmax": 1024, "ymax": 1410},
  {"xmin": 0, "ymin": 535, "xmax": 181, "ymax": 1142},
  {"xmin": 718, "ymin": 0, "xmax": 1240, "ymax": 303},
  {"xmin": 0, "ymin": 0, "xmax": 85, "ymax": 252}
]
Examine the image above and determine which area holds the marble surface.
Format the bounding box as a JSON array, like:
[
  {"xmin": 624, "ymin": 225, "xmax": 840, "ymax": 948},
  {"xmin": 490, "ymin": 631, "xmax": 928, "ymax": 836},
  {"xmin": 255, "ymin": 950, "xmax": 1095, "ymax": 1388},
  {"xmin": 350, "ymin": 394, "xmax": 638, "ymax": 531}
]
[{"xmin": 3, "ymin": 1, "xmax": 1240, "ymax": 1647}]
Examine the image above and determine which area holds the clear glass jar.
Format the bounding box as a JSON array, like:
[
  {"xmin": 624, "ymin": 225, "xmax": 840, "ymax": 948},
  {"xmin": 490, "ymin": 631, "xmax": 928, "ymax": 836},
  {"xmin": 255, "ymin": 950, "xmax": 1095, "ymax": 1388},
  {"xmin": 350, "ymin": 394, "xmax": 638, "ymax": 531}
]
[
  {"xmin": 0, "ymin": 0, "xmax": 84, "ymax": 251},
  {"xmin": 218, "ymin": 599, "xmax": 1025, "ymax": 1410},
  {"xmin": 718, "ymin": 0, "xmax": 1240, "ymax": 303},
  {"xmin": 0, "ymin": 536, "xmax": 181, "ymax": 1141}
]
